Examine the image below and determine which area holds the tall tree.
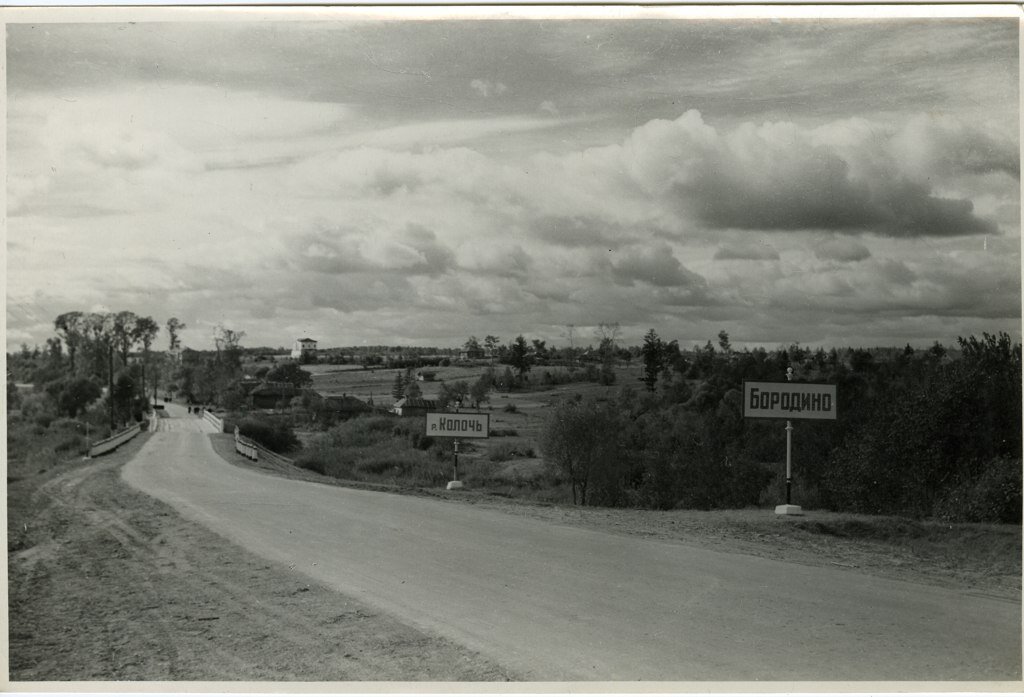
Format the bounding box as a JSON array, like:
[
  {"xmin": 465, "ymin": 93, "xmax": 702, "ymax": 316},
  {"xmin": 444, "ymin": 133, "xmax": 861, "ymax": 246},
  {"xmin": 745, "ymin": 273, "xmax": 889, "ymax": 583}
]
[
  {"xmin": 717, "ymin": 330, "xmax": 732, "ymax": 354},
  {"xmin": 110, "ymin": 311, "xmax": 138, "ymax": 368},
  {"xmin": 133, "ymin": 315, "xmax": 159, "ymax": 404},
  {"xmin": 166, "ymin": 317, "xmax": 186, "ymax": 351},
  {"xmin": 641, "ymin": 329, "xmax": 664, "ymax": 392},
  {"xmin": 54, "ymin": 311, "xmax": 85, "ymax": 374},
  {"xmin": 484, "ymin": 335, "xmax": 500, "ymax": 355},
  {"xmin": 509, "ymin": 335, "xmax": 532, "ymax": 377}
]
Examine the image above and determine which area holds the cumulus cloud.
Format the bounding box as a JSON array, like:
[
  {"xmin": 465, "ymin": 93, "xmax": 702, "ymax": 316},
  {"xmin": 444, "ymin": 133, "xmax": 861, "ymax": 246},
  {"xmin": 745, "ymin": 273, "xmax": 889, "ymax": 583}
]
[
  {"xmin": 613, "ymin": 110, "xmax": 1005, "ymax": 237},
  {"xmin": 611, "ymin": 243, "xmax": 707, "ymax": 289},
  {"xmin": 891, "ymin": 114, "xmax": 1019, "ymax": 180},
  {"xmin": 814, "ymin": 238, "xmax": 872, "ymax": 262},
  {"xmin": 290, "ymin": 223, "xmax": 456, "ymax": 277}
]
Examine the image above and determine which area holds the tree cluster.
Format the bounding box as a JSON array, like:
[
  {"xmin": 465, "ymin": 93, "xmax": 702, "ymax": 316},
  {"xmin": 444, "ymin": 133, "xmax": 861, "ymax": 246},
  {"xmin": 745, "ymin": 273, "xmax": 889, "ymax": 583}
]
[{"xmin": 541, "ymin": 329, "xmax": 1021, "ymax": 522}]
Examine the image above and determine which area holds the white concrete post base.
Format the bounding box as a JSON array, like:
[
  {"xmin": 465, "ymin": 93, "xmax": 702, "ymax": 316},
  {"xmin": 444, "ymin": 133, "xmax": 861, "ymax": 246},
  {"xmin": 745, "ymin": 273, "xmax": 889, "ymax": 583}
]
[
  {"xmin": 775, "ymin": 504, "xmax": 803, "ymax": 515},
  {"xmin": 446, "ymin": 481, "xmax": 464, "ymax": 490}
]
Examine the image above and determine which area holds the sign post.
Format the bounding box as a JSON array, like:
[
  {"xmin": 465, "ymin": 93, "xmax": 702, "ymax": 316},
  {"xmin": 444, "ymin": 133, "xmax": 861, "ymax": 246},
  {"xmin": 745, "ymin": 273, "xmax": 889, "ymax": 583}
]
[
  {"xmin": 425, "ymin": 407, "xmax": 490, "ymax": 490},
  {"xmin": 743, "ymin": 375, "xmax": 837, "ymax": 516}
]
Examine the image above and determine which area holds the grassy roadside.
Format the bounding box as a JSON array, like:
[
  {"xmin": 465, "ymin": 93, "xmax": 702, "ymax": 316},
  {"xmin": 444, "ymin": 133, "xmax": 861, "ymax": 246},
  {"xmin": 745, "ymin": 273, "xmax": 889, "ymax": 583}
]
[
  {"xmin": 208, "ymin": 433, "xmax": 1021, "ymax": 598},
  {"xmin": 8, "ymin": 434, "xmax": 516, "ymax": 681}
]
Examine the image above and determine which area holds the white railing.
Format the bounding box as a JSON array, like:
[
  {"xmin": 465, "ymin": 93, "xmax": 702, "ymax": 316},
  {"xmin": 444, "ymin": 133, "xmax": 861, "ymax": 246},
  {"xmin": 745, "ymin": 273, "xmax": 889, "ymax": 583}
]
[
  {"xmin": 89, "ymin": 422, "xmax": 142, "ymax": 457},
  {"xmin": 202, "ymin": 409, "xmax": 224, "ymax": 433},
  {"xmin": 233, "ymin": 426, "xmax": 295, "ymax": 467},
  {"xmin": 234, "ymin": 427, "xmax": 259, "ymax": 461}
]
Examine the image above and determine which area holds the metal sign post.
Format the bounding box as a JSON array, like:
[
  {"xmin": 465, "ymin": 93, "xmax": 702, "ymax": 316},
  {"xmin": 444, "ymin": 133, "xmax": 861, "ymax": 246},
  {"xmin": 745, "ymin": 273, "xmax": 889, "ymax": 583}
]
[{"xmin": 743, "ymin": 375, "xmax": 837, "ymax": 516}]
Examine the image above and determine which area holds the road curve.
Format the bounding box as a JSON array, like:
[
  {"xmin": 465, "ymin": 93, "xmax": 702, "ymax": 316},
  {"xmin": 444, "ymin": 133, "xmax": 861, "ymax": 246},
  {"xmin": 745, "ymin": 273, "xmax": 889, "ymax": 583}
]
[{"xmin": 124, "ymin": 404, "xmax": 1021, "ymax": 681}]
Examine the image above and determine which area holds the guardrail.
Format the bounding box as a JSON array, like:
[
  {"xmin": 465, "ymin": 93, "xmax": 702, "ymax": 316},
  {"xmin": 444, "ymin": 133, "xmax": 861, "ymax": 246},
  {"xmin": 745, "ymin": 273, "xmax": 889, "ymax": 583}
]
[
  {"xmin": 203, "ymin": 409, "xmax": 225, "ymax": 433},
  {"xmin": 89, "ymin": 422, "xmax": 143, "ymax": 457},
  {"xmin": 233, "ymin": 427, "xmax": 294, "ymax": 467}
]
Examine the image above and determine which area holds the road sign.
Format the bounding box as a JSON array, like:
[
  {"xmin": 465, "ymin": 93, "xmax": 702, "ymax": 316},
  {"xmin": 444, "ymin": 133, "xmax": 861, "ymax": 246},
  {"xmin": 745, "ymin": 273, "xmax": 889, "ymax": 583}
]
[
  {"xmin": 426, "ymin": 412, "xmax": 490, "ymax": 439},
  {"xmin": 743, "ymin": 381, "xmax": 837, "ymax": 421}
]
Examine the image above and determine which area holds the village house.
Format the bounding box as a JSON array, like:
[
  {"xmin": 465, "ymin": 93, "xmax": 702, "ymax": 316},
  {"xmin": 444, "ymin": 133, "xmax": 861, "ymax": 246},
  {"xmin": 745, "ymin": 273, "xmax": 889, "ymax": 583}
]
[
  {"xmin": 392, "ymin": 397, "xmax": 437, "ymax": 418},
  {"xmin": 248, "ymin": 381, "xmax": 303, "ymax": 410},
  {"xmin": 291, "ymin": 338, "xmax": 317, "ymax": 360},
  {"xmin": 311, "ymin": 391, "xmax": 373, "ymax": 419}
]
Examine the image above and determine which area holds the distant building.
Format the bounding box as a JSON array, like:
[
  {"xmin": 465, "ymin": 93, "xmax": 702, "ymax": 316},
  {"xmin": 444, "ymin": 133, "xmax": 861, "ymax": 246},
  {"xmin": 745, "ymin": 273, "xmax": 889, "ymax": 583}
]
[
  {"xmin": 311, "ymin": 391, "xmax": 373, "ymax": 419},
  {"xmin": 392, "ymin": 397, "xmax": 437, "ymax": 418},
  {"xmin": 248, "ymin": 381, "xmax": 303, "ymax": 409},
  {"xmin": 291, "ymin": 338, "xmax": 317, "ymax": 360},
  {"xmin": 416, "ymin": 371, "xmax": 437, "ymax": 382}
]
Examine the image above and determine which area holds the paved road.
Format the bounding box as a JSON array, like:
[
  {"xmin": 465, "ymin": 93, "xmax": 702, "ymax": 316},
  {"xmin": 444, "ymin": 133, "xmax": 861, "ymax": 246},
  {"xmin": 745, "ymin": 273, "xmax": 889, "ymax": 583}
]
[{"xmin": 124, "ymin": 404, "xmax": 1021, "ymax": 681}]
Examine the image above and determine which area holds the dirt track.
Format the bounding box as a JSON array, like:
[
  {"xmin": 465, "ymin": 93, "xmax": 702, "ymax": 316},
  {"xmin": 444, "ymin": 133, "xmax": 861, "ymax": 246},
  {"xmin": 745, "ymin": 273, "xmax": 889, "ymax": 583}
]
[{"xmin": 7, "ymin": 429, "xmax": 513, "ymax": 681}]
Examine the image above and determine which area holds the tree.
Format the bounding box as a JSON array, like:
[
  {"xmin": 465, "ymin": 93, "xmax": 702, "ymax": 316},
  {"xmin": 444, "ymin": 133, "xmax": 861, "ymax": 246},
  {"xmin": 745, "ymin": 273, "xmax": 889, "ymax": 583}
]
[
  {"xmin": 166, "ymin": 317, "xmax": 186, "ymax": 351},
  {"xmin": 438, "ymin": 380, "xmax": 470, "ymax": 409},
  {"xmin": 404, "ymin": 379, "xmax": 423, "ymax": 399},
  {"xmin": 464, "ymin": 336, "xmax": 481, "ymax": 352},
  {"xmin": 111, "ymin": 370, "xmax": 136, "ymax": 425},
  {"xmin": 391, "ymin": 372, "xmax": 405, "ymax": 401},
  {"xmin": 717, "ymin": 330, "xmax": 732, "ymax": 354},
  {"xmin": 111, "ymin": 310, "xmax": 138, "ymax": 368},
  {"xmin": 470, "ymin": 370, "xmax": 493, "ymax": 408},
  {"xmin": 484, "ymin": 335, "xmax": 501, "ymax": 355},
  {"xmin": 54, "ymin": 311, "xmax": 85, "ymax": 374},
  {"xmin": 132, "ymin": 315, "xmax": 159, "ymax": 403},
  {"xmin": 508, "ymin": 335, "xmax": 532, "ymax": 376},
  {"xmin": 640, "ymin": 329, "xmax": 664, "ymax": 392},
  {"xmin": 266, "ymin": 362, "xmax": 313, "ymax": 388},
  {"xmin": 541, "ymin": 398, "xmax": 626, "ymax": 505},
  {"xmin": 55, "ymin": 377, "xmax": 102, "ymax": 418}
]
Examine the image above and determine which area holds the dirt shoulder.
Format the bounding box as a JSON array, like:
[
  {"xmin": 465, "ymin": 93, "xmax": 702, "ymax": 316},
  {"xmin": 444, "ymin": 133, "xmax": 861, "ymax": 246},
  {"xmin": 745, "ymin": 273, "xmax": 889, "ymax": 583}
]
[
  {"xmin": 7, "ymin": 434, "xmax": 515, "ymax": 681},
  {"xmin": 209, "ymin": 434, "xmax": 1022, "ymax": 600}
]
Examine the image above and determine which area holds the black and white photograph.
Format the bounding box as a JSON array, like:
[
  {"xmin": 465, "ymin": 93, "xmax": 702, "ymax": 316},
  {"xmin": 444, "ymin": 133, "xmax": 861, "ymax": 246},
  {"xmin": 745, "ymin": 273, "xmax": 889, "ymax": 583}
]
[{"xmin": 4, "ymin": 5, "xmax": 1022, "ymax": 686}]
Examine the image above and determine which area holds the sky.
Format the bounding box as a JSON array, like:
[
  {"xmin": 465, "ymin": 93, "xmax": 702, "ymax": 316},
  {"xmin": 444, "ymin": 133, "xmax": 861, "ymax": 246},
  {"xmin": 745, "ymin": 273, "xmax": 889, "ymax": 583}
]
[{"xmin": 5, "ymin": 9, "xmax": 1021, "ymax": 352}]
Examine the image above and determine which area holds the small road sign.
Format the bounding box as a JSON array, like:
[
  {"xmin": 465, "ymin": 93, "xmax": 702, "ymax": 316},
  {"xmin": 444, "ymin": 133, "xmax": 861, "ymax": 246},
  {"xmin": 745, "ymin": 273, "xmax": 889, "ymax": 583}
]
[
  {"xmin": 426, "ymin": 412, "xmax": 490, "ymax": 439},
  {"xmin": 743, "ymin": 381, "xmax": 837, "ymax": 421}
]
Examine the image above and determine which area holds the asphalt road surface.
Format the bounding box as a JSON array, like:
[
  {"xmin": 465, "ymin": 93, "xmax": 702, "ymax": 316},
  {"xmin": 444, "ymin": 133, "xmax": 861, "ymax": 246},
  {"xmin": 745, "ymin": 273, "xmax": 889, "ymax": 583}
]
[{"xmin": 123, "ymin": 404, "xmax": 1021, "ymax": 681}]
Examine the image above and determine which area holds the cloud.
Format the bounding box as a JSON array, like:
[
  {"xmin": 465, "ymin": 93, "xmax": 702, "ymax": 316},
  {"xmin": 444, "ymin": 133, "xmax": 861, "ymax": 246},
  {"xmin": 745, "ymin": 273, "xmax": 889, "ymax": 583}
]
[
  {"xmin": 614, "ymin": 110, "xmax": 1005, "ymax": 237},
  {"xmin": 530, "ymin": 215, "xmax": 639, "ymax": 248},
  {"xmin": 814, "ymin": 238, "xmax": 871, "ymax": 262},
  {"xmin": 891, "ymin": 114, "xmax": 1019, "ymax": 180},
  {"xmin": 539, "ymin": 101, "xmax": 559, "ymax": 116},
  {"xmin": 714, "ymin": 239, "xmax": 780, "ymax": 261},
  {"xmin": 611, "ymin": 243, "xmax": 707, "ymax": 289},
  {"xmin": 470, "ymin": 79, "xmax": 508, "ymax": 98},
  {"xmin": 290, "ymin": 223, "xmax": 456, "ymax": 277}
]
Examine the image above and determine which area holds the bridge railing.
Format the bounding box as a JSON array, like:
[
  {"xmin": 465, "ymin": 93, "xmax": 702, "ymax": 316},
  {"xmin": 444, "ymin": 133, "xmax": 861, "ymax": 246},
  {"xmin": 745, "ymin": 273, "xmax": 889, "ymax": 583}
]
[
  {"xmin": 89, "ymin": 422, "xmax": 142, "ymax": 457},
  {"xmin": 233, "ymin": 427, "xmax": 294, "ymax": 467},
  {"xmin": 202, "ymin": 409, "xmax": 225, "ymax": 433}
]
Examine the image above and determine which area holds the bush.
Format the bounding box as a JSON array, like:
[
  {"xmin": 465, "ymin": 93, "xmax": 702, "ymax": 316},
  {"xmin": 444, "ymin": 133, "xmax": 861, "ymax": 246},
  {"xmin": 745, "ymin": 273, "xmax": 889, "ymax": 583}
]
[
  {"xmin": 237, "ymin": 417, "xmax": 299, "ymax": 453},
  {"xmin": 488, "ymin": 440, "xmax": 536, "ymax": 462},
  {"xmin": 934, "ymin": 457, "xmax": 1022, "ymax": 524},
  {"xmin": 503, "ymin": 403, "xmax": 518, "ymax": 413}
]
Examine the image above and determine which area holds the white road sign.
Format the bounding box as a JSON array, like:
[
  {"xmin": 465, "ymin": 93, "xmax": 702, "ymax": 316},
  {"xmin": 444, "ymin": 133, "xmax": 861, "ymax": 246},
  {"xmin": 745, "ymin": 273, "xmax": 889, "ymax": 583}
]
[
  {"xmin": 743, "ymin": 381, "xmax": 837, "ymax": 420},
  {"xmin": 426, "ymin": 412, "xmax": 490, "ymax": 438}
]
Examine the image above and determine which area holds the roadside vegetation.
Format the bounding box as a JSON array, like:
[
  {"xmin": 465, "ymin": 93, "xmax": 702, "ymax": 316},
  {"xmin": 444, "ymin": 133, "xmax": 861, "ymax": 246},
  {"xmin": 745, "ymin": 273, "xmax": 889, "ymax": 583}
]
[{"xmin": 9, "ymin": 313, "xmax": 1021, "ymax": 525}]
